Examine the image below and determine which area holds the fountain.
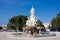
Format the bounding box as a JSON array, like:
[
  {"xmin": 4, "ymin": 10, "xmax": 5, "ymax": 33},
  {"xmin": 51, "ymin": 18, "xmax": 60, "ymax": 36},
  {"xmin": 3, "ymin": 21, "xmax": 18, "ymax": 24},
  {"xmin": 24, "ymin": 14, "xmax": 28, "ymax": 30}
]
[
  {"xmin": 22, "ymin": 6, "xmax": 56, "ymax": 37},
  {"xmin": 7, "ymin": 6, "xmax": 56, "ymax": 38}
]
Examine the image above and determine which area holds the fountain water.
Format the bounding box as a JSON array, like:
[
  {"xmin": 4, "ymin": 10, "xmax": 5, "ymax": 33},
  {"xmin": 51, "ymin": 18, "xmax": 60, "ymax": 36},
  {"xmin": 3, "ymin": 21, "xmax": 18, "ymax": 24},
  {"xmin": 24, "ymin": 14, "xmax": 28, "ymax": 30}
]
[{"xmin": 26, "ymin": 6, "xmax": 37, "ymax": 27}]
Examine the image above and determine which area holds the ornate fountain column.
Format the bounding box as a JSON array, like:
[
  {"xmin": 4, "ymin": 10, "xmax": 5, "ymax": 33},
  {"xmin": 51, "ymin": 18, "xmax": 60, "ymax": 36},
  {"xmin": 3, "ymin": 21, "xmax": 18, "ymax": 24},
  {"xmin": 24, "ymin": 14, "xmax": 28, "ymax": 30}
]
[
  {"xmin": 23, "ymin": 6, "xmax": 42, "ymax": 35},
  {"xmin": 26, "ymin": 6, "xmax": 37, "ymax": 27}
]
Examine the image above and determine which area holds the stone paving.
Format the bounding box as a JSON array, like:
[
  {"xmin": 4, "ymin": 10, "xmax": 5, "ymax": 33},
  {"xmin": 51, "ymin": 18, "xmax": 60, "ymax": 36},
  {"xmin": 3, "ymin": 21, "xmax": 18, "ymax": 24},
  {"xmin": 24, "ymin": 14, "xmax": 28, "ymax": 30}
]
[{"xmin": 0, "ymin": 32, "xmax": 60, "ymax": 40}]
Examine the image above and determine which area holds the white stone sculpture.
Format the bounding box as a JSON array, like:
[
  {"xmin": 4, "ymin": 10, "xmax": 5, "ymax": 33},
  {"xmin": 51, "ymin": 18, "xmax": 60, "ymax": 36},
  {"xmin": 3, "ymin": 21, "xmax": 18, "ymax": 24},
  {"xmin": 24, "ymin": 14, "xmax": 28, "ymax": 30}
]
[{"xmin": 26, "ymin": 6, "xmax": 37, "ymax": 27}]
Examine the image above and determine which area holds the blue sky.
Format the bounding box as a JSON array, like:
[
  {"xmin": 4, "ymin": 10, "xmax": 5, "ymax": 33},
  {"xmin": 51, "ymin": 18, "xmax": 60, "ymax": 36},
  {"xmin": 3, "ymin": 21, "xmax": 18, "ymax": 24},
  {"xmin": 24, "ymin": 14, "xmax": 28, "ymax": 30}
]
[{"xmin": 0, "ymin": 0, "xmax": 60, "ymax": 25}]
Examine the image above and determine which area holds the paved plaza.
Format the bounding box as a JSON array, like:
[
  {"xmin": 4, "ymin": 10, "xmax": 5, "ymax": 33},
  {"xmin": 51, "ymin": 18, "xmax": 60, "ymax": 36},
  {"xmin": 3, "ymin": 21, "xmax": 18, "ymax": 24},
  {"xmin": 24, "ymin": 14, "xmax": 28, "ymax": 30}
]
[{"xmin": 0, "ymin": 32, "xmax": 60, "ymax": 40}]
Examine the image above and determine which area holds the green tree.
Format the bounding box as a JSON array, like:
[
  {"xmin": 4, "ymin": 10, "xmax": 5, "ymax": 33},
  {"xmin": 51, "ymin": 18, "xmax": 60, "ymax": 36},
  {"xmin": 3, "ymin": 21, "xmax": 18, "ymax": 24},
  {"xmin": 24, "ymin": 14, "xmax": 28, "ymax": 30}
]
[
  {"xmin": 36, "ymin": 20, "xmax": 43, "ymax": 26},
  {"xmin": 49, "ymin": 11, "xmax": 60, "ymax": 31},
  {"xmin": 7, "ymin": 15, "xmax": 27, "ymax": 31}
]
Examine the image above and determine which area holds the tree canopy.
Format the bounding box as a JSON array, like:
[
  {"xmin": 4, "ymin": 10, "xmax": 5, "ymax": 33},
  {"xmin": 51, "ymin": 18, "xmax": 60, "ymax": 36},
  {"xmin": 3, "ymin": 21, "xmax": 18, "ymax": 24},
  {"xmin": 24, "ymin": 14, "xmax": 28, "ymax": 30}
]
[
  {"xmin": 49, "ymin": 11, "xmax": 60, "ymax": 31},
  {"xmin": 7, "ymin": 15, "xmax": 27, "ymax": 31}
]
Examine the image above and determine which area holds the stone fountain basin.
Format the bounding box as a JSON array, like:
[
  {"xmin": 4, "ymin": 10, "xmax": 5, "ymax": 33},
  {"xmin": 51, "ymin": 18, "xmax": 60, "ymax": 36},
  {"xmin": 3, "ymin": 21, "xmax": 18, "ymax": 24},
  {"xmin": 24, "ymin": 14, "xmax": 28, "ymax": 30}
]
[
  {"xmin": 12, "ymin": 32, "xmax": 56, "ymax": 38},
  {"xmin": 33, "ymin": 33, "xmax": 56, "ymax": 37}
]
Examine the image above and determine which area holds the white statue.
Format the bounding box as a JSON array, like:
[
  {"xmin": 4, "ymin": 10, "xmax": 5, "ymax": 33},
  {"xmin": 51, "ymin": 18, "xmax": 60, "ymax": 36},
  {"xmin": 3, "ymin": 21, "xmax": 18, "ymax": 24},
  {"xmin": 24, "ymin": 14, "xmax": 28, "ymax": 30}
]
[
  {"xmin": 30, "ymin": 6, "xmax": 35, "ymax": 16},
  {"xmin": 26, "ymin": 6, "xmax": 37, "ymax": 27}
]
